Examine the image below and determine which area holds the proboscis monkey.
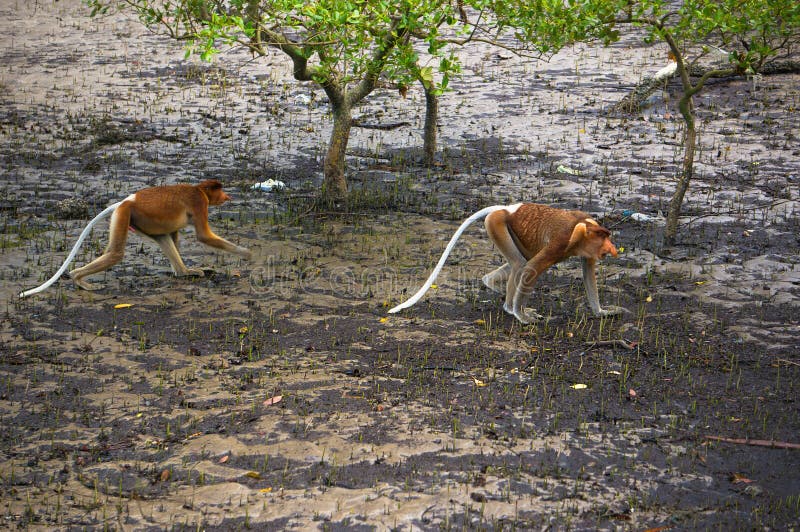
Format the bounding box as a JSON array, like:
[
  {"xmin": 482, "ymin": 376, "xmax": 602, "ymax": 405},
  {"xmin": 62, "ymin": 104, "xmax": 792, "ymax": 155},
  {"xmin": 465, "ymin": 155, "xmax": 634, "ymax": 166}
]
[
  {"xmin": 388, "ymin": 203, "xmax": 626, "ymax": 323},
  {"xmin": 19, "ymin": 180, "xmax": 251, "ymax": 298}
]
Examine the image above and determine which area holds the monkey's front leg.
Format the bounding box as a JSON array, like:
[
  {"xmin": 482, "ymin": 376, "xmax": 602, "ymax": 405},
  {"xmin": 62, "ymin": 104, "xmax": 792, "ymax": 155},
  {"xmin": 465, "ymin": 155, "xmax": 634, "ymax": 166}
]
[
  {"xmin": 582, "ymin": 258, "xmax": 626, "ymax": 317},
  {"xmin": 153, "ymin": 234, "xmax": 204, "ymax": 277}
]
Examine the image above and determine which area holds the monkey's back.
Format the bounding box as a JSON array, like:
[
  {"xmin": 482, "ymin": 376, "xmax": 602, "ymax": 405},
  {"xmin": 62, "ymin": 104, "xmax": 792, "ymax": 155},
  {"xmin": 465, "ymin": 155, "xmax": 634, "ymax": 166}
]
[{"xmin": 508, "ymin": 203, "xmax": 593, "ymax": 257}]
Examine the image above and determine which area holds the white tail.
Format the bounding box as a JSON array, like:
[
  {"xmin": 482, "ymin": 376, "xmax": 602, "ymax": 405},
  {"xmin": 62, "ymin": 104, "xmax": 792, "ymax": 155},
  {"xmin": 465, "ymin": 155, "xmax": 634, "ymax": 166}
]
[
  {"xmin": 388, "ymin": 205, "xmax": 511, "ymax": 314},
  {"xmin": 19, "ymin": 201, "xmax": 122, "ymax": 298}
]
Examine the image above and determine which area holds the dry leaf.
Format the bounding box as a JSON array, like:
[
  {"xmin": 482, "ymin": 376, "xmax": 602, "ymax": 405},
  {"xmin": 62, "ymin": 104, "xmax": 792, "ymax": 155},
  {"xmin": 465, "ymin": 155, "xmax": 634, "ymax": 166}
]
[
  {"xmin": 731, "ymin": 473, "xmax": 754, "ymax": 484},
  {"xmin": 474, "ymin": 319, "xmax": 486, "ymax": 326},
  {"xmin": 379, "ymin": 317, "xmax": 389, "ymax": 323},
  {"xmin": 114, "ymin": 303, "xmax": 133, "ymax": 309},
  {"xmin": 245, "ymin": 471, "xmax": 261, "ymax": 480},
  {"xmin": 646, "ymin": 295, "xmax": 653, "ymax": 302},
  {"xmin": 570, "ymin": 383, "xmax": 588, "ymax": 390},
  {"xmin": 263, "ymin": 395, "xmax": 283, "ymax": 406},
  {"xmin": 259, "ymin": 487, "xmax": 273, "ymax": 493},
  {"xmin": 471, "ymin": 376, "xmax": 487, "ymax": 387},
  {"xmin": 159, "ymin": 469, "xmax": 171, "ymax": 482},
  {"xmin": 629, "ymin": 388, "xmax": 637, "ymax": 398},
  {"xmin": 219, "ymin": 455, "xmax": 229, "ymax": 464}
]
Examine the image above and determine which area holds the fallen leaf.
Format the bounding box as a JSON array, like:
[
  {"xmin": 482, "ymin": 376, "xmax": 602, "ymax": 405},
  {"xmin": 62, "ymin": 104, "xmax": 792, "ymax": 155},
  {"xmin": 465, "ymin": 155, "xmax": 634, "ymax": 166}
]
[
  {"xmin": 570, "ymin": 383, "xmax": 588, "ymax": 390},
  {"xmin": 259, "ymin": 487, "xmax": 273, "ymax": 493},
  {"xmin": 629, "ymin": 388, "xmax": 637, "ymax": 398},
  {"xmin": 219, "ymin": 455, "xmax": 229, "ymax": 464},
  {"xmin": 245, "ymin": 471, "xmax": 261, "ymax": 480},
  {"xmin": 379, "ymin": 317, "xmax": 389, "ymax": 323},
  {"xmin": 730, "ymin": 473, "xmax": 754, "ymax": 484},
  {"xmin": 159, "ymin": 469, "xmax": 171, "ymax": 482},
  {"xmin": 646, "ymin": 295, "xmax": 653, "ymax": 302},
  {"xmin": 695, "ymin": 281, "xmax": 706, "ymax": 285},
  {"xmin": 263, "ymin": 395, "xmax": 283, "ymax": 406},
  {"xmin": 607, "ymin": 370, "xmax": 621, "ymax": 375},
  {"xmin": 474, "ymin": 319, "xmax": 486, "ymax": 326},
  {"xmin": 431, "ymin": 284, "xmax": 438, "ymax": 289},
  {"xmin": 114, "ymin": 303, "xmax": 133, "ymax": 309},
  {"xmin": 472, "ymin": 376, "xmax": 487, "ymax": 387}
]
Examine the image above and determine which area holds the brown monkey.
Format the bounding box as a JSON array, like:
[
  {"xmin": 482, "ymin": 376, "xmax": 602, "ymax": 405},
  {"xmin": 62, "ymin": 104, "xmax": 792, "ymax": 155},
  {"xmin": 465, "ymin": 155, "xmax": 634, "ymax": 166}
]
[
  {"xmin": 388, "ymin": 203, "xmax": 625, "ymax": 323},
  {"xmin": 19, "ymin": 180, "xmax": 251, "ymax": 298}
]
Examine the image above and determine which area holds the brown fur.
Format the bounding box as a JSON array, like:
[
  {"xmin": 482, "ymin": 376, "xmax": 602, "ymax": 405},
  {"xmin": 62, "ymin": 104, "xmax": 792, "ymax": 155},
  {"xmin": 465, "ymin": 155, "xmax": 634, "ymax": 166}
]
[
  {"xmin": 483, "ymin": 203, "xmax": 622, "ymax": 323},
  {"xmin": 69, "ymin": 179, "xmax": 251, "ymax": 291}
]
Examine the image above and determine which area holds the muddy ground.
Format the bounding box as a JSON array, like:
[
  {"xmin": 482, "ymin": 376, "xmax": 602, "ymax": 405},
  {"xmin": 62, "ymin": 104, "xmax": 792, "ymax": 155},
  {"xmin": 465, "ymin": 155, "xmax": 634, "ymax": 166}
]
[{"xmin": 1, "ymin": 1, "xmax": 799, "ymax": 530}]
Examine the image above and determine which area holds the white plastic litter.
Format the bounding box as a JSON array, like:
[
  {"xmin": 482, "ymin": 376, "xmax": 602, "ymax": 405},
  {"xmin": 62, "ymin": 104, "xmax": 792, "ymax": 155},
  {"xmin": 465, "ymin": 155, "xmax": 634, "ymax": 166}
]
[
  {"xmin": 252, "ymin": 179, "xmax": 287, "ymax": 192},
  {"xmin": 556, "ymin": 164, "xmax": 581, "ymax": 176}
]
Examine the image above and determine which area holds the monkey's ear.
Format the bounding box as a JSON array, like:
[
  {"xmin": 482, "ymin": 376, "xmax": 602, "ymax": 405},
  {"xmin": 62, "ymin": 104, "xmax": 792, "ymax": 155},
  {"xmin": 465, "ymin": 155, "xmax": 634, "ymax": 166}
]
[{"xmin": 565, "ymin": 222, "xmax": 588, "ymax": 254}]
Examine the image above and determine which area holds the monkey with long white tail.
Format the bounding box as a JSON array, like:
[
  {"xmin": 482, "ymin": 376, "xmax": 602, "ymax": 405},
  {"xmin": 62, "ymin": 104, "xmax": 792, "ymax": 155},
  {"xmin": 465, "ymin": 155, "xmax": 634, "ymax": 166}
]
[
  {"xmin": 388, "ymin": 203, "xmax": 626, "ymax": 323},
  {"xmin": 19, "ymin": 180, "xmax": 251, "ymax": 298}
]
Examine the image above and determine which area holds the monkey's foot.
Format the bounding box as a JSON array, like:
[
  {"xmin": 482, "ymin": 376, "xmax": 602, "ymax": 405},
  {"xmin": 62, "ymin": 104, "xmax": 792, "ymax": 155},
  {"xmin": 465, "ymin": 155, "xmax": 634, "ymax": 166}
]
[
  {"xmin": 481, "ymin": 274, "xmax": 505, "ymax": 293},
  {"xmin": 178, "ymin": 268, "xmax": 206, "ymax": 277},
  {"xmin": 73, "ymin": 279, "xmax": 102, "ymax": 291},
  {"xmin": 504, "ymin": 303, "xmax": 544, "ymax": 324},
  {"xmin": 481, "ymin": 266, "xmax": 509, "ymax": 293},
  {"xmin": 594, "ymin": 305, "xmax": 628, "ymax": 317}
]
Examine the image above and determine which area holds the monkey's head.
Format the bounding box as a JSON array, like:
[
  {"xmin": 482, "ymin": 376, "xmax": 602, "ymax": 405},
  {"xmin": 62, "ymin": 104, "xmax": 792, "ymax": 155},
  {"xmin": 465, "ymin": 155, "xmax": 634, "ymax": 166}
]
[
  {"xmin": 566, "ymin": 220, "xmax": 618, "ymax": 260},
  {"xmin": 199, "ymin": 179, "xmax": 231, "ymax": 206}
]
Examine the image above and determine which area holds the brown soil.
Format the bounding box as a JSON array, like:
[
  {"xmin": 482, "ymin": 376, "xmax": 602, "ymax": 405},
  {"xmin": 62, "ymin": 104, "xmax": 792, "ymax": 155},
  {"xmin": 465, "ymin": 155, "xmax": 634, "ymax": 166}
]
[{"xmin": 1, "ymin": 1, "xmax": 798, "ymax": 530}]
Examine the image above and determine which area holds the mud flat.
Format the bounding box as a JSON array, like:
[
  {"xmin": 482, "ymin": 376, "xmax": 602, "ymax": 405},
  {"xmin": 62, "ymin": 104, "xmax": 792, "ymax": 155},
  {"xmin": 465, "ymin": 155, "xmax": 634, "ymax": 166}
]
[{"xmin": 0, "ymin": 0, "xmax": 798, "ymax": 529}]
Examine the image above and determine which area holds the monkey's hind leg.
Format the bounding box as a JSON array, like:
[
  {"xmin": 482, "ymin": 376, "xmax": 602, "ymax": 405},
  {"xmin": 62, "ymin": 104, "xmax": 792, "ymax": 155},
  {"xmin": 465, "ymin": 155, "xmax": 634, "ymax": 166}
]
[
  {"xmin": 69, "ymin": 202, "xmax": 132, "ymax": 291},
  {"xmin": 481, "ymin": 264, "xmax": 510, "ymax": 293},
  {"xmin": 153, "ymin": 233, "xmax": 205, "ymax": 277}
]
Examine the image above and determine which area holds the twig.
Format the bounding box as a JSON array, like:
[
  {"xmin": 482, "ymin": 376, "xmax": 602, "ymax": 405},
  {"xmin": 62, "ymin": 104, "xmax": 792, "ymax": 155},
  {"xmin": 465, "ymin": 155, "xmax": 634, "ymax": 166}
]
[
  {"xmin": 704, "ymin": 435, "xmax": 800, "ymax": 450},
  {"xmin": 351, "ymin": 119, "xmax": 411, "ymax": 130},
  {"xmin": 584, "ymin": 339, "xmax": 636, "ymax": 350},
  {"xmin": 683, "ymin": 199, "xmax": 793, "ymax": 228}
]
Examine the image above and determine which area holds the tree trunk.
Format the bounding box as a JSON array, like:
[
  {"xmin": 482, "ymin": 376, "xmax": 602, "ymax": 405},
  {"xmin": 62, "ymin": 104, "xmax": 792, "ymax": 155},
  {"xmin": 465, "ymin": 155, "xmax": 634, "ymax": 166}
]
[
  {"xmin": 322, "ymin": 102, "xmax": 352, "ymax": 201},
  {"xmin": 422, "ymin": 81, "xmax": 438, "ymax": 166},
  {"xmin": 665, "ymin": 107, "xmax": 696, "ymax": 243}
]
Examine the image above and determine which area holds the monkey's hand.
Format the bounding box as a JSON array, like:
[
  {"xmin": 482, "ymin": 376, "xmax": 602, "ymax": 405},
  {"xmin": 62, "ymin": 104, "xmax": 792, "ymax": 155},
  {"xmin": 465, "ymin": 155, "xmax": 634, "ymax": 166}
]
[{"xmin": 593, "ymin": 305, "xmax": 628, "ymax": 317}]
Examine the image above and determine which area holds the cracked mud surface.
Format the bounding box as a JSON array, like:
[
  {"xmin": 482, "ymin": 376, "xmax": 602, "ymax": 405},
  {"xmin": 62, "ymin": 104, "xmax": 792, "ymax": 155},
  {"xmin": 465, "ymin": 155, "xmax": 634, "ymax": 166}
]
[{"xmin": 0, "ymin": 1, "xmax": 798, "ymax": 529}]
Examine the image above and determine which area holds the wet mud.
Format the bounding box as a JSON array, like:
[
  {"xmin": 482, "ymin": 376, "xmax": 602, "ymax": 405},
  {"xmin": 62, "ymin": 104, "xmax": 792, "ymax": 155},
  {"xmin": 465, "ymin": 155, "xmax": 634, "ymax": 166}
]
[{"xmin": 0, "ymin": 1, "xmax": 798, "ymax": 530}]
